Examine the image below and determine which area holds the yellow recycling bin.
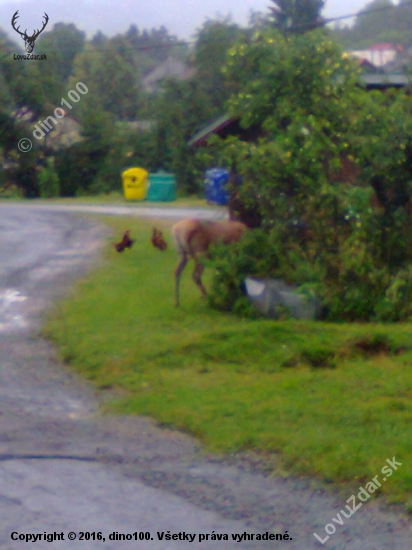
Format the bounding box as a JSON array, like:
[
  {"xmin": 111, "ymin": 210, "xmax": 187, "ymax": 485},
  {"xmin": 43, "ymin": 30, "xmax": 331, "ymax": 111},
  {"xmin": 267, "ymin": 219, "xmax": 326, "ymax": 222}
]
[{"xmin": 122, "ymin": 167, "xmax": 148, "ymax": 200}]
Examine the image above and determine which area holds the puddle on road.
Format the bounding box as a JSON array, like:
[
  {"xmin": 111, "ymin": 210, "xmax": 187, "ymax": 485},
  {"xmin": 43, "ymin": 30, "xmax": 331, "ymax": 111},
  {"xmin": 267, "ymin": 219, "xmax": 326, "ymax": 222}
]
[{"xmin": 0, "ymin": 288, "xmax": 28, "ymax": 333}]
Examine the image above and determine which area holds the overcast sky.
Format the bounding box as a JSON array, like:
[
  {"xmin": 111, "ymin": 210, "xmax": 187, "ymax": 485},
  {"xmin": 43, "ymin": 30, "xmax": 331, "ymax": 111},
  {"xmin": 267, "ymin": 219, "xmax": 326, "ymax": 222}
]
[{"xmin": 1, "ymin": 0, "xmax": 370, "ymax": 39}]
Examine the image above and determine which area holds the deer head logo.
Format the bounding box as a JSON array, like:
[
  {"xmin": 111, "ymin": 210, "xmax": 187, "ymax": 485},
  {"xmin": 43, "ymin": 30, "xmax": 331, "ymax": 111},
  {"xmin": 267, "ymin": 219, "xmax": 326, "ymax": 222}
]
[{"xmin": 11, "ymin": 11, "xmax": 49, "ymax": 54}]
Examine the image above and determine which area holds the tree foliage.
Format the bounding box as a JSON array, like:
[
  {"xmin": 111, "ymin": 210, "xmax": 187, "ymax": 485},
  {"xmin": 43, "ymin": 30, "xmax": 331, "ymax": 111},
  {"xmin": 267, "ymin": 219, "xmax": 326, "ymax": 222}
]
[
  {"xmin": 69, "ymin": 42, "xmax": 140, "ymax": 121},
  {"xmin": 333, "ymin": 0, "xmax": 412, "ymax": 48},
  {"xmin": 1, "ymin": 15, "xmax": 253, "ymax": 197},
  {"xmin": 0, "ymin": 31, "xmax": 45, "ymax": 113},
  {"xmin": 269, "ymin": 0, "xmax": 325, "ymax": 33},
  {"xmin": 154, "ymin": 79, "xmax": 217, "ymax": 194},
  {"xmin": 193, "ymin": 18, "xmax": 246, "ymax": 111},
  {"xmin": 35, "ymin": 23, "xmax": 86, "ymax": 100}
]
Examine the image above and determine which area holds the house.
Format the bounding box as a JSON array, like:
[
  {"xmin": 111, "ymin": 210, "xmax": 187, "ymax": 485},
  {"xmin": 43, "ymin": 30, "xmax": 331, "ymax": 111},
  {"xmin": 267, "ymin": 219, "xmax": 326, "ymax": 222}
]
[
  {"xmin": 120, "ymin": 120, "xmax": 157, "ymax": 132},
  {"xmin": 356, "ymin": 58, "xmax": 383, "ymax": 74},
  {"xmin": 142, "ymin": 58, "xmax": 196, "ymax": 93},
  {"xmin": 384, "ymin": 44, "xmax": 412, "ymax": 73},
  {"xmin": 127, "ymin": 120, "xmax": 156, "ymax": 131},
  {"xmin": 11, "ymin": 106, "xmax": 36, "ymax": 123},
  {"xmin": 188, "ymin": 114, "xmax": 260, "ymax": 147},
  {"xmin": 9, "ymin": 106, "xmax": 83, "ymax": 150},
  {"xmin": 42, "ymin": 112, "xmax": 83, "ymax": 150},
  {"xmin": 349, "ymin": 43, "xmax": 403, "ymax": 68},
  {"xmin": 359, "ymin": 73, "xmax": 411, "ymax": 89}
]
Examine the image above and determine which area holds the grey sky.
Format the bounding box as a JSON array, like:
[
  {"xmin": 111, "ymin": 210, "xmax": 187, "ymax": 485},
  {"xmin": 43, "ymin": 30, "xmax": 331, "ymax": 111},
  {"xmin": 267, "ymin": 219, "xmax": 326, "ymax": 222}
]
[{"xmin": 1, "ymin": 0, "xmax": 369, "ymax": 39}]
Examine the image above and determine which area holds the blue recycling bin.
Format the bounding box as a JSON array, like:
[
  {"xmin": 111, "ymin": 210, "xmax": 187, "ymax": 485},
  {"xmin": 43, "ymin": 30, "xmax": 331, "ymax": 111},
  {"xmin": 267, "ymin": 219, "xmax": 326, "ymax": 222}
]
[{"xmin": 205, "ymin": 168, "xmax": 230, "ymax": 206}]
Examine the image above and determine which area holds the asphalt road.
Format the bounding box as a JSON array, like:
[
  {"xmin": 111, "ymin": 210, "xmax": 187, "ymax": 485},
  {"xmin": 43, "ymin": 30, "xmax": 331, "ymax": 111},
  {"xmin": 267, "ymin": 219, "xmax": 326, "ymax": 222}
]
[{"xmin": 0, "ymin": 203, "xmax": 411, "ymax": 550}]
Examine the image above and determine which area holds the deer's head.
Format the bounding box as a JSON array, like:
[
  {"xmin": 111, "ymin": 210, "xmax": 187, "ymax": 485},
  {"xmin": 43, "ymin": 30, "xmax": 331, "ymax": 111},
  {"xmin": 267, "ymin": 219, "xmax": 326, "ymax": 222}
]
[{"xmin": 12, "ymin": 11, "xmax": 49, "ymax": 54}]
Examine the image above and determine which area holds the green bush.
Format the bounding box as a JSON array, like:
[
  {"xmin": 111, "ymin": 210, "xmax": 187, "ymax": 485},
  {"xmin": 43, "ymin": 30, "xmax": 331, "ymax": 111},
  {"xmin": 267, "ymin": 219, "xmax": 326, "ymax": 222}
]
[
  {"xmin": 374, "ymin": 266, "xmax": 412, "ymax": 321},
  {"xmin": 38, "ymin": 160, "xmax": 60, "ymax": 198},
  {"xmin": 208, "ymin": 223, "xmax": 412, "ymax": 322},
  {"xmin": 207, "ymin": 228, "xmax": 322, "ymax": 313}
]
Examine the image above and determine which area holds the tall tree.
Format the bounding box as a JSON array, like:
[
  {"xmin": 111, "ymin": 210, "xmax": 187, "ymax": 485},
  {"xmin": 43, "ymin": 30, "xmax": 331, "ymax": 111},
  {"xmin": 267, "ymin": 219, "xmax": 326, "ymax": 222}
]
[
  {"xmin": 332, "ymin": 0, "xmax": 412, "ymax": 49},
  {"xmin": 0, "ymin": 30, "xmax": 45, "ymax": 113},
  {"xmin": 32, "ymin": 24, "xmax": 86, "ymax": 106},
  {"xmin": 69, "ymin": 44, "xmax": 140, "ymax": 121},
  {"xmin": 154, "ymin": 79, "xmax": 216, "ymax": 193},
  {"xmin": 269, "ymin": 0, "xmax": 325, "ymax": 33},
  {"xmin": 36, "ymin": 23, "xmax": 86, "ymax": 82},
  {"xmin": 193, "ymin": 18, "xmax": 246, "ymax": 112}
]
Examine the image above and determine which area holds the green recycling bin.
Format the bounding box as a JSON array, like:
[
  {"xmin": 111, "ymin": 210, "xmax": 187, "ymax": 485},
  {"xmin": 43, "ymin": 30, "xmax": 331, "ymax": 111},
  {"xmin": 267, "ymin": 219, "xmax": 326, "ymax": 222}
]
[{"xmin": 147, "ymin": 171, "xmax": 176, "ymax": 202}]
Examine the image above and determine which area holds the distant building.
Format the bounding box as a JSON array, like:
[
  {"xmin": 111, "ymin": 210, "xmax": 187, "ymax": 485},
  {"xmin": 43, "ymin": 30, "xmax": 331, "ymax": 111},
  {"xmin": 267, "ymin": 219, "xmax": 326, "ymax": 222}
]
[
  {"xmin": 349, "ymin": 43, "xmax": 403, "ymax": 68},
  {"xmin": 9, "ymin": 106, "xmax": 83, "ymax": 150},
  {"xmin": 122, "ymin": 120, "xmax": 157, "ymax": 132},
  {"xmin": 142, "ymin": 58, "xmax": 196, "ymax": 93},
  {"xmin": 43, "ymin": 112, "xmax": 83, "ymax": 150},
  {"xmin": 384, "ymin": 44, "xmax": 412, "ymax": 73}
]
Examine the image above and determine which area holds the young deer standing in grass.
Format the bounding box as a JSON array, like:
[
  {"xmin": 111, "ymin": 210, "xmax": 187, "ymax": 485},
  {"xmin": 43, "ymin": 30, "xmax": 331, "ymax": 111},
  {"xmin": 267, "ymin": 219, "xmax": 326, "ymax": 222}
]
[{"xmin": 171, "ymin": 219, "xmax": 247, "ymax": 307}]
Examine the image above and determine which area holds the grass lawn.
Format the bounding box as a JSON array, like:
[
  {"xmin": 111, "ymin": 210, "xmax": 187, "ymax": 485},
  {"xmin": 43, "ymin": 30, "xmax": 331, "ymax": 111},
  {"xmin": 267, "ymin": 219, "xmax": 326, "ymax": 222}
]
[{"xmin": 42, "ymin": 215, "xmax": 412, "ymax": 508}]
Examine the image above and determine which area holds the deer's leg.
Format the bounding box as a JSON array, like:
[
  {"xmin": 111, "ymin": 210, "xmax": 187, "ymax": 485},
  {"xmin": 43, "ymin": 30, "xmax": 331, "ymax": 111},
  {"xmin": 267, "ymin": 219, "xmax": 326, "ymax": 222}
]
[
  {"xmin": 192, "ymin": 261, "xmax": 207, "ymax": 299},
  {"xmin": 175, "ymin": 252, "xmax": 188, "ymax": 307}
]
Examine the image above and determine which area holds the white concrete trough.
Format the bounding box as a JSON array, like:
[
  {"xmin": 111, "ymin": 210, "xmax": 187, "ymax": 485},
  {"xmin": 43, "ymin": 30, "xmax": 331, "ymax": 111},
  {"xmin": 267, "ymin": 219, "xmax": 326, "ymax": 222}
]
[{"xmin": 244, "ymin": 276, "xmax": 321, "ymax": 320}]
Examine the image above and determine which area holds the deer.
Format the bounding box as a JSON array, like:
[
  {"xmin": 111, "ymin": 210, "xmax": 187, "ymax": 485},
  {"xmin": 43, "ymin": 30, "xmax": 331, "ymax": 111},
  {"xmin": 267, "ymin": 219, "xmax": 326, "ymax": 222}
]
[
  {"xmin": 11, "ymin": 11, "xmax": 49, "ymax": 54},
  {"xmin": 170, "ymin": 219, "xmax": 247, "ymax": 307}
]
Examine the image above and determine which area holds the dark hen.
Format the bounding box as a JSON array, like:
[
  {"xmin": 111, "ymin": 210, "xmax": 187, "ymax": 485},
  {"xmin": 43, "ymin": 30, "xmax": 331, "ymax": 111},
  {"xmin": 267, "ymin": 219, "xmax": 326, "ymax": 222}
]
[
  {"xmin": 151, "ymin": 228, "xmax": 168, "ymax": 251},
  {"xmin": 115, "ymin": 230, "xmax": 135, "ymax": 253}
]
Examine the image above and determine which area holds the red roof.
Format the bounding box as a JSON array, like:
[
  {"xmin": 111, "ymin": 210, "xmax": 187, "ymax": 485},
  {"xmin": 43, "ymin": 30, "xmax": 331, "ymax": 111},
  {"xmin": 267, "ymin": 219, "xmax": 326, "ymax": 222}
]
[{"xmin": 369, "ymin": 43, "xmax": 403, "ymax": 52}]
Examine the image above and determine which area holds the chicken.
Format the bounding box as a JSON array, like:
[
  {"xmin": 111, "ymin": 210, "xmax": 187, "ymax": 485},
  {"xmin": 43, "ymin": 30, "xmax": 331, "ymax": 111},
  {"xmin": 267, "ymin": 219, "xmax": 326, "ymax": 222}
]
[
  {"xmin": 151, "ymin": 228, "xmax": 167, "ymax": 251},
  {"xmin": 114, "ymin": 230, "xmax": 135, "ymax": 253}
]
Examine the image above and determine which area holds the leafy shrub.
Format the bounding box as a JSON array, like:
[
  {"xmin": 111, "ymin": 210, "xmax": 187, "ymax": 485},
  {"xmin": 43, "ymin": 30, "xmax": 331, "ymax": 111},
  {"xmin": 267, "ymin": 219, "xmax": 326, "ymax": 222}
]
[
  {"xmin": 38, "ymin": 159, "xmax": 60, "ymax": 197},
  {"xmin": 374, "ymin": 266, "xmax": 412, "ymax": 321},
  {"xmin": 207, "ymin": 227, "xmax": 323, "ymax": 313},
  {"xmin": 208, "ymin": 210, "xmax": 412, "ymax": 322}
]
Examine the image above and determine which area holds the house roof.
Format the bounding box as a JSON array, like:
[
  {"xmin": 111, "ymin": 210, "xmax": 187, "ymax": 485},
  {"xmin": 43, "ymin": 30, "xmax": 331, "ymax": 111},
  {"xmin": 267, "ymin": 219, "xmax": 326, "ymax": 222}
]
[
  {"xmin": 357, "ymin": 58, "xmax": 384, "ymax": 74},
  {"xmin": 369, "ymin": 43, "xmax": 402, "ymax": 52},
  {"xmin": 142, "ymin": 58, "xmax": 196, "ymax": 93},
  {"xmin": 188, "ymin": 113, "xmax": 236, "ymax": 147},
  {"xmin": 117, "ymin": 120, "xmax": 157, "ymax": 132}
]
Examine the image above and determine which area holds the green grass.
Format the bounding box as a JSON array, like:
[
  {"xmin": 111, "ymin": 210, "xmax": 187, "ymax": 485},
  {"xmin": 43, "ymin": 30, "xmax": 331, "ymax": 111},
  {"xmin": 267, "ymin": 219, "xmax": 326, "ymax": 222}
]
[{"xmin": 43, "ymin": 215, "xmax": 412, "ymax": 507}]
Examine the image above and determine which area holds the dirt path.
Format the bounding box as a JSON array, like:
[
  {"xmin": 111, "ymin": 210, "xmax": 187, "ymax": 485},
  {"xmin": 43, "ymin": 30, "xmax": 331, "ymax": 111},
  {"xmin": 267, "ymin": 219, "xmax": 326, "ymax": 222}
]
[{"xmin": 0, "ymin": 203, "xmax": 411, "ymax": 549}]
